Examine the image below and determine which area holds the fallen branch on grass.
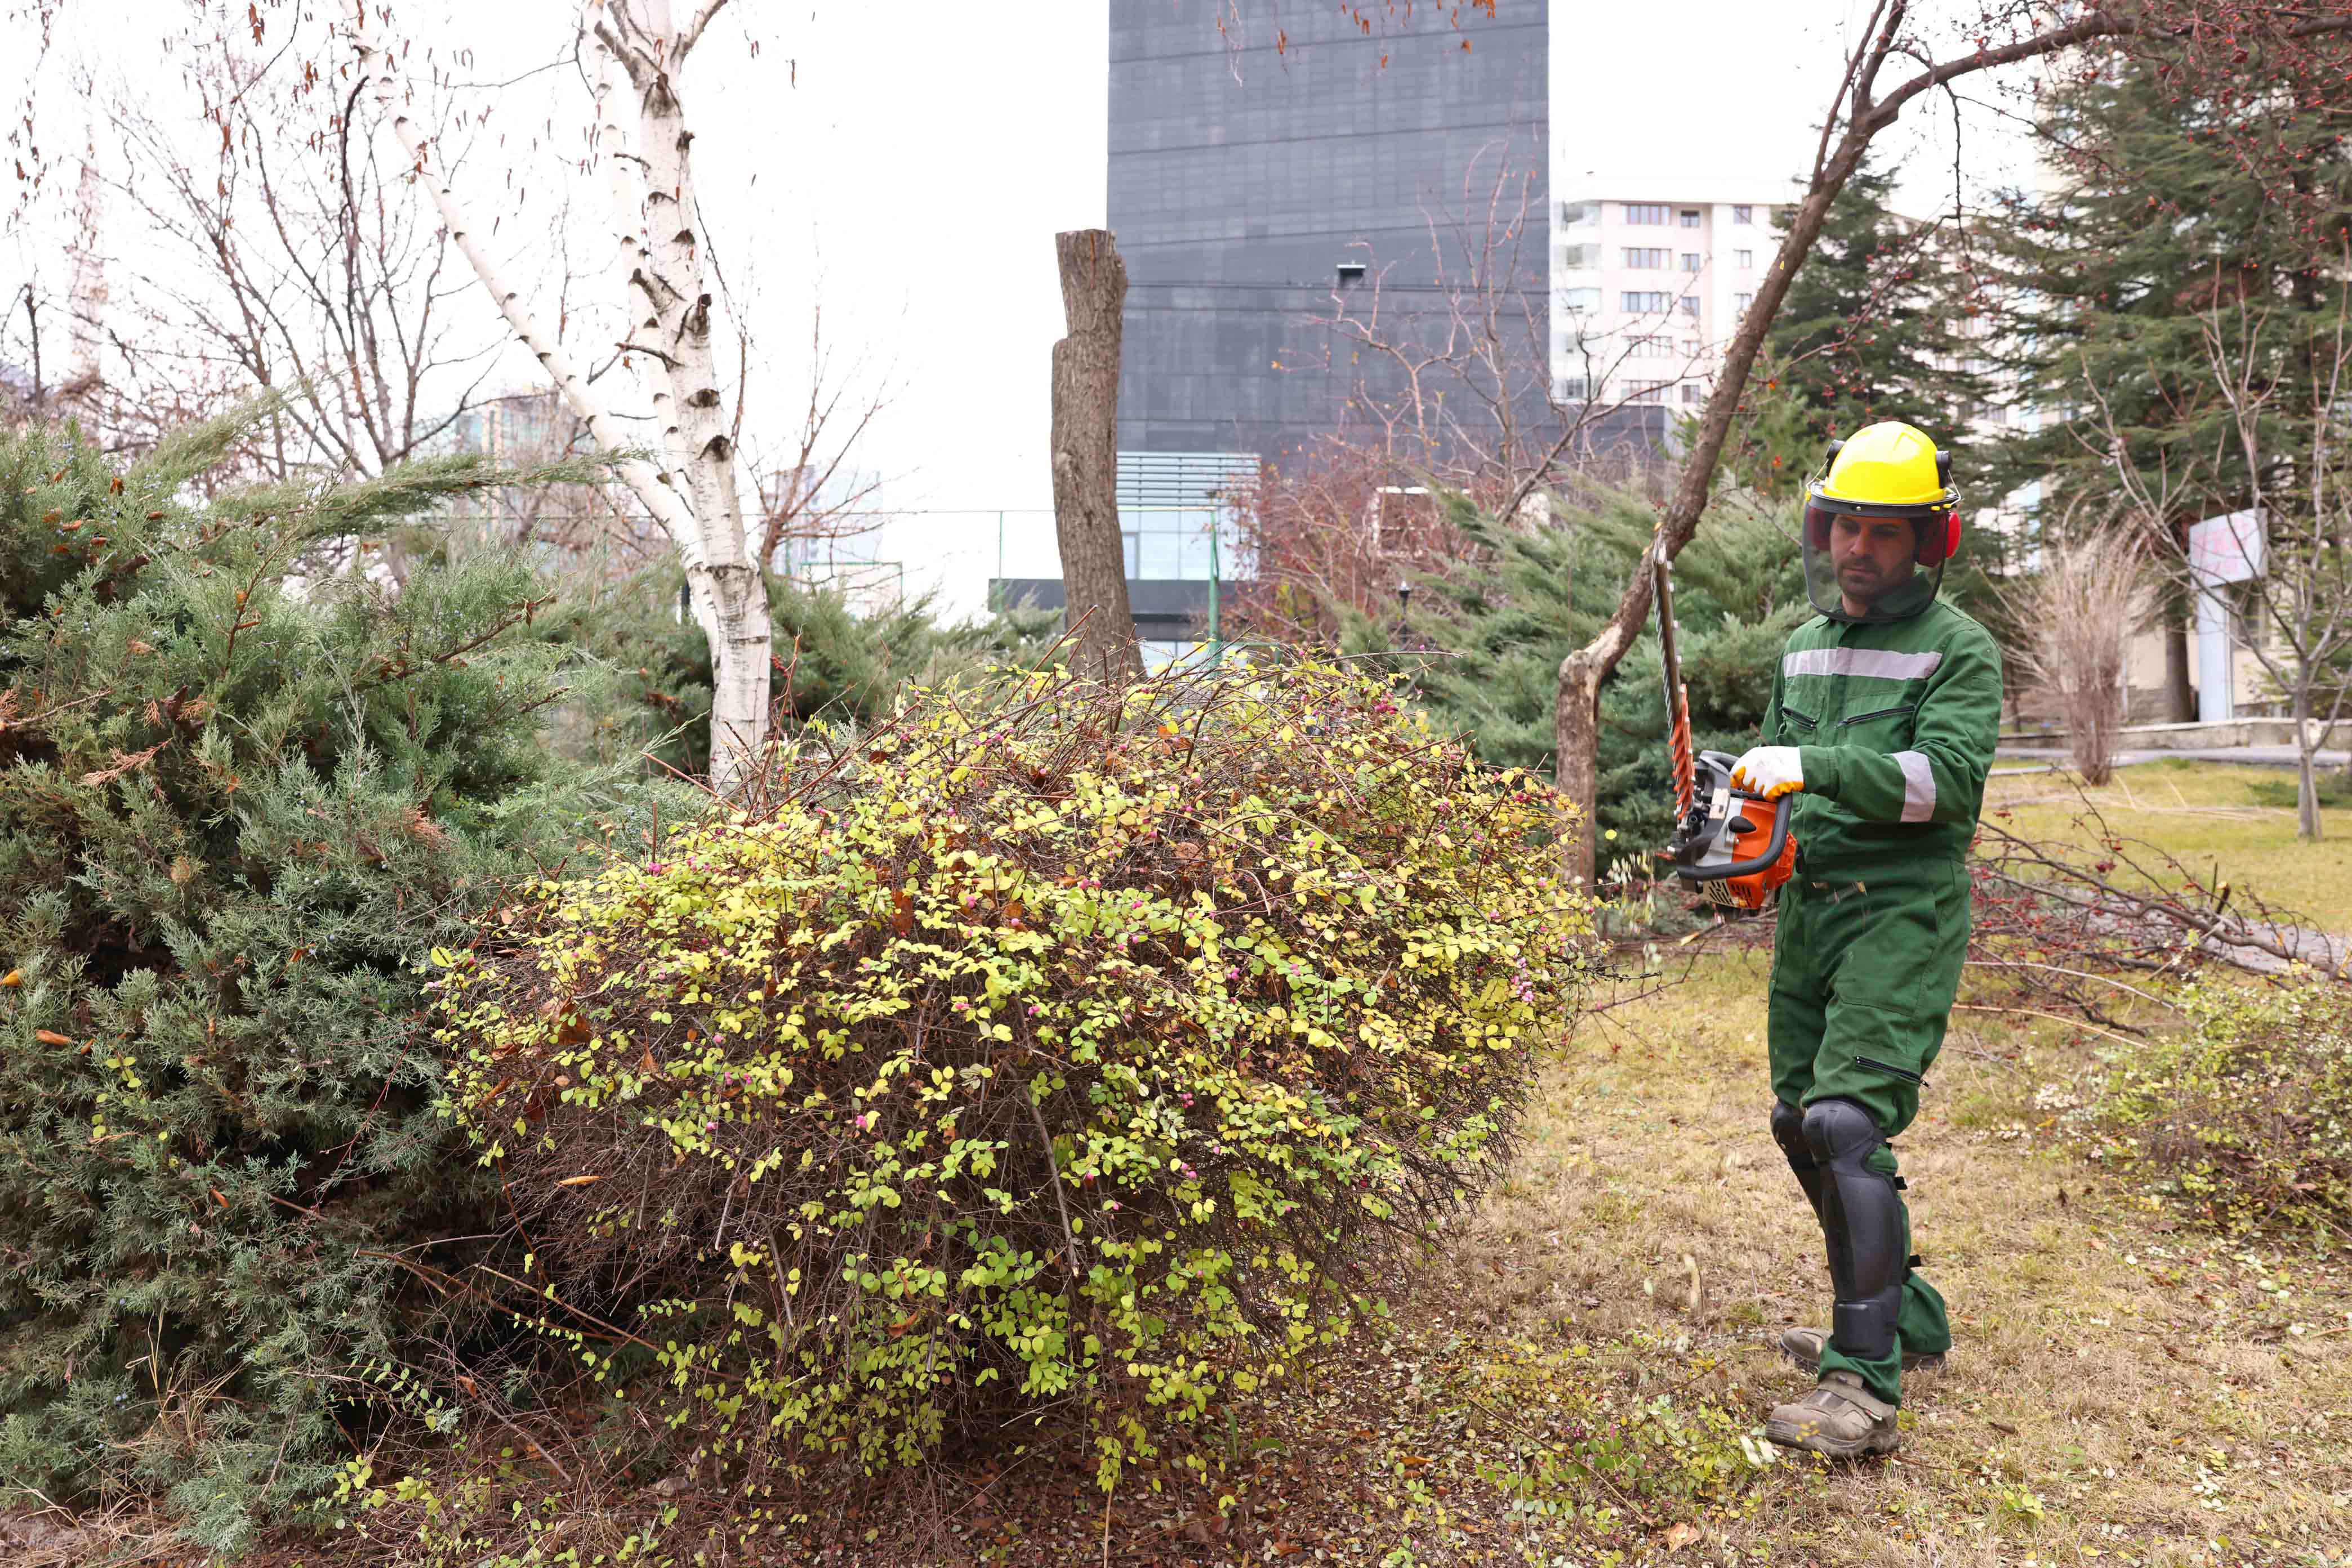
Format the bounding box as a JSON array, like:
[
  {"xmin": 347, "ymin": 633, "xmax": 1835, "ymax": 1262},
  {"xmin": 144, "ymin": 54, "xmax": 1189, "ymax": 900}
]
[
  {"xmin": 1973, "ymin": 803, "xmax": 2346, "ymax": 985},
  {"xmin": 1949, "ymin": 1004, "xmax": 2150, "ymax": 1051}
]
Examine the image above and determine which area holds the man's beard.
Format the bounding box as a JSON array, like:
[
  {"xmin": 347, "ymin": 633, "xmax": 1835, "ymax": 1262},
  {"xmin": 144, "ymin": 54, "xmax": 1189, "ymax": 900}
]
[{"xmin": 1838, "ymin": 562, "xmax": 1909, "ymax": 602}]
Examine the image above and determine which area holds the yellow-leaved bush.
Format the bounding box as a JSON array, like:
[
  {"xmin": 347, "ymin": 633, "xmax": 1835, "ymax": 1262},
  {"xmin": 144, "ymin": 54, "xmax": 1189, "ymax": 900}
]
[{"xmin": 428, "ymin": 660, "xmax": 1594, "ymax": 1489}]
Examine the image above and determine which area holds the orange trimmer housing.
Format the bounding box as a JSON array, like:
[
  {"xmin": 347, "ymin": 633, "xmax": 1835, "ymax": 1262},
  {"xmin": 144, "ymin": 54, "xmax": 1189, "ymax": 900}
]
[
  {"xmin": 1652, "ymin": 546, "xmax": 1797, "ymax": 911},
  {"xmin": 1667, "ymin": 741, "xmax": 1797, "ymax": 910}
]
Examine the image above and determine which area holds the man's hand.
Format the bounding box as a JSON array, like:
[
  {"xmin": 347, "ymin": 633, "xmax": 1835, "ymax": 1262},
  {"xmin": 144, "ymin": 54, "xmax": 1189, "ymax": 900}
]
[{"xmin": 1731, "ymin": 746, "xmax": 1805, "ymax": 799}]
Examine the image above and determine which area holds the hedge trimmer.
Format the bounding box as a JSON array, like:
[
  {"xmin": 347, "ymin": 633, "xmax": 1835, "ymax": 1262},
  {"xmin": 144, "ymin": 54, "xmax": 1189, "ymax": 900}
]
[{"xmin": 1651, "ymin": 545, "xmax": 1796, "ymax": 910}]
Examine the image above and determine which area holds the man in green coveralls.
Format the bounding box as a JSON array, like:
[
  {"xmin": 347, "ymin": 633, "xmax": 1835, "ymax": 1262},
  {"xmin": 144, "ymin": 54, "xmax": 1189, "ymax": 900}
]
[{"xmin": 1727, "ymin": 420, "xmax": 2003, "ymax": 1458}]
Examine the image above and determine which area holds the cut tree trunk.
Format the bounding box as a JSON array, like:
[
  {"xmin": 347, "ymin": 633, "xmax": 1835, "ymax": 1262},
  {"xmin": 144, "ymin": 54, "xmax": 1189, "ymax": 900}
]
[
  {"xmin": 1554, "ymin": 646, "xmax": 1606, "ymax": 888},
  {"xmin": 1050, "ymin": 229, "xmax": 1143, "ymax": 683}
]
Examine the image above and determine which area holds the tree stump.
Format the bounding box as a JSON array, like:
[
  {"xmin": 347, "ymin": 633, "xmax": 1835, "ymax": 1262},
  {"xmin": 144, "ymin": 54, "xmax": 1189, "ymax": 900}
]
[{"xmin": 1050, "ymin": 229, "xmax": 1144, "ymax": 683}]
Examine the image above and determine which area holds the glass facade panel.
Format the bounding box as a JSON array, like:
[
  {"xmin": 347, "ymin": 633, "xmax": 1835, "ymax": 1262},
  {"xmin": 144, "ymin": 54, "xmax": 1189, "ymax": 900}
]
[{"xmin": 1110, "ymin": 3, "xmax": 1547, "ymax": 461}]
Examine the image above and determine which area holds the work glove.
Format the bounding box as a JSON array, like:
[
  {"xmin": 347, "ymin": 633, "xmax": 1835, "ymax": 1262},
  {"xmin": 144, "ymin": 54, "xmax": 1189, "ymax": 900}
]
[{"xmin": 1730, "ymin": 745, "xmax": 1805, "ymax": 799}]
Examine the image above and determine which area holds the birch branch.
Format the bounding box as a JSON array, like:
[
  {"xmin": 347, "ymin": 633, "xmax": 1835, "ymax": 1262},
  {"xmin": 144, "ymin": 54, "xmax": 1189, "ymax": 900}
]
[
  {"xmin": 351, "ymin": 0, "xmax": 706, "ymax": 568},
  {"xmin": 676, "ymin": 0, "xmax": 730, "ymax": 61},
  {"xmin": 586, "ymin": 1, "xmax": 695, "ymax": 505}
]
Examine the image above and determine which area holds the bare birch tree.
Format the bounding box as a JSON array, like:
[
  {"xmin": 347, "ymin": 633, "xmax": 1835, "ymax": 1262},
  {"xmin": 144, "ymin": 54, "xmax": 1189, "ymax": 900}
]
[
  {"xmin": 2083, "ymin": 283, "xmax": 2352, "ymax": 840},
  {"xmin": 354, "ymin": 0, "xmax": 776, "ymax": 790}
]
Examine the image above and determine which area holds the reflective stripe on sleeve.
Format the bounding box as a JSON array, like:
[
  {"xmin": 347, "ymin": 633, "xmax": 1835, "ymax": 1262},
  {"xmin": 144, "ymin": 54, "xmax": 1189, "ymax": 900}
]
[
  {"xmin": 1893, "ymin": 750, "xmax": 1937, "ymax": 822},
  {"xmin": 1781, "ymin": 647, "xmax": 1944, "ymax": 681}
]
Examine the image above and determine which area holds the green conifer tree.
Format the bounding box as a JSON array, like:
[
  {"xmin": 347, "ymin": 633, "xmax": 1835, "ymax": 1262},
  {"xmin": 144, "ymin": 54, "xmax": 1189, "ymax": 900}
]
[
  {"xmin": 1725, "ymin": 156, "xmax": 1988, "ymax": 498},
  {"xmin": 1985, "ymin": 52, "xmax": 2352, "ymax": 720},
  {"xmin": 0, "ymin": 406, "xmax": 684, "ymax": 1549},
  {"xmin": 534, "ymin": 561, "xmax": 1063, "ymax": 777}
]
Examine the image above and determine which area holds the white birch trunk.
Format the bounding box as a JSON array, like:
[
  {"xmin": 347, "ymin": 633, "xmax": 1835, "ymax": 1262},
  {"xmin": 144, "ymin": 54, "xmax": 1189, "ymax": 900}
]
[
  {"xmin": 355, "ymin": 0, "xmax": 772, "ymax": 790},
  {"xmin": 593, "ymin": 0, "xmax": 771, "ymax": 787}
]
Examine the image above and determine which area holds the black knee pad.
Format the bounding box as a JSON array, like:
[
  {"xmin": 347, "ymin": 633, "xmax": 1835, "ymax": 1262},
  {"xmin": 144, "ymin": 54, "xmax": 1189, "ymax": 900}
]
[
  {"xmin": 1801, "ymin": 1097, "xmax": 1906, "ymax": 1363},
  {"xmin": 1770, "ymin": 1100, "xmax": 1825, "ymax": 1219}
]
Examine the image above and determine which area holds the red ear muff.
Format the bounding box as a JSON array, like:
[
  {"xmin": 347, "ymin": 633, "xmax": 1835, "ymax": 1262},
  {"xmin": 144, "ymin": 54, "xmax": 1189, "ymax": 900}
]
[{"xmin": 1916, "ymin": 510, "xmax": 1961, "ymax": 566}]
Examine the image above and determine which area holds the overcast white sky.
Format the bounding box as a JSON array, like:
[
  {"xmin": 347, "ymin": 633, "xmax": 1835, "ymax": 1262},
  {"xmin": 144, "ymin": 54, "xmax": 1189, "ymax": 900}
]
[{"xmin": 6, "ymin": 1, "xmax": 2038, "ymax": 523}]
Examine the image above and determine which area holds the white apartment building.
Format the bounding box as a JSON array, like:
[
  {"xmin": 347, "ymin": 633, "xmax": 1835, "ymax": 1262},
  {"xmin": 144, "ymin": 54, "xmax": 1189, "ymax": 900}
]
[{"xmin": 1549, "ymin": 179, "xmax": 1808, "ymax": 411}]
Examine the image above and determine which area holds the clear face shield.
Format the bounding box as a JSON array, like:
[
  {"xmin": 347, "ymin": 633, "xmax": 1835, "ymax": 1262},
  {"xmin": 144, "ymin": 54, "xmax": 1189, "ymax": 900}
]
[{"xmin": 1801, "ymin": 500, "xmax": 1953, "ymax": 624}]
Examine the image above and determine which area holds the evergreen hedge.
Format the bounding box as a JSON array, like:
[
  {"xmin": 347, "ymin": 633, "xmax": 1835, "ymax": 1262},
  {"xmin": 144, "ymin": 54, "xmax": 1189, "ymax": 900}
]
[
  {"xmin": 532, "ymin": 559, "xmax": 1063, "ymax": 778},
  {"xmin": 0, "ymin": 411, "xmax": 680, "ymax": 1551}
]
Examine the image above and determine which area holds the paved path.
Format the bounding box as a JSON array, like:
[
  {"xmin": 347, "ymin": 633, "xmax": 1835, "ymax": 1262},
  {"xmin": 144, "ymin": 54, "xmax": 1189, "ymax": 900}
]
[{"xmin": 1994, "ymin": 744, "xmax": 2349, "ymax": 772}]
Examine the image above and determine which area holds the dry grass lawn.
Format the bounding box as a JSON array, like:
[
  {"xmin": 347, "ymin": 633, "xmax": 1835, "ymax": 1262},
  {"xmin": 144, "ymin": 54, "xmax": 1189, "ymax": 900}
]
[
  {"xmin": 1441, "ymin": 950, "xmax": 2352, "ymax": 1567},
  {"xmin": 1981, "ymin": 760, "xmax": 2352, "ymax": 930}
]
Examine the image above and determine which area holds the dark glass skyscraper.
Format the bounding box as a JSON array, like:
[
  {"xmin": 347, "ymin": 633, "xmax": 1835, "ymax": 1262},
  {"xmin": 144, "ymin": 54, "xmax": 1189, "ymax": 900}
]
[{"xmin": 1108, "ymin": 3, "xmax": 1549, "ymax": 465}]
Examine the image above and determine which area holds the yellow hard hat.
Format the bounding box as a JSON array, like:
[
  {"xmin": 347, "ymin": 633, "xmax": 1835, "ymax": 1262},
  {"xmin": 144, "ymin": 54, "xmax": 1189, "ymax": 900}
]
[
  {"xmin": 1804, "ymin": 420, "xmax": 1962, "ymax": 575},
  {"xmin": 1816, "ymin": 420, "xmax": 1953, "ymax": 509}
]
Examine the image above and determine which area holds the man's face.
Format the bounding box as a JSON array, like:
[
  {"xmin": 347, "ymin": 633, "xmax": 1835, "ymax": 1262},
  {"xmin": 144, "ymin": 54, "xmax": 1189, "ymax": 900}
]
[{"xmin": 1829, "ymin": 513, "xmax": 1918, "ymax": 608}]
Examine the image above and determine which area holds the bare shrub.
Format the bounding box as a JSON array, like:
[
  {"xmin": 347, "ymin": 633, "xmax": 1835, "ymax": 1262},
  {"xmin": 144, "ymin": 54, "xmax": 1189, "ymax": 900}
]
[{"xmin": 2005, "ymin": 529, "xmax": 2144, "ymax": 785}]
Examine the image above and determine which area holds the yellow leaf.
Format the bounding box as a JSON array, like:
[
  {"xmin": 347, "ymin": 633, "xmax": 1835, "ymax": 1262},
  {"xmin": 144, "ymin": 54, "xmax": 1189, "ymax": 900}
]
[{"xmin": 555, "ymin": 1174, "xmax": 602, "ymax": 1188}]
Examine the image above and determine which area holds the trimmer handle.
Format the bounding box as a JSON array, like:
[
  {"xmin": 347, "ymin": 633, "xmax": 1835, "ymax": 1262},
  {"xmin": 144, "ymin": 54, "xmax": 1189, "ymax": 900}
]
[
  {"xmin": 1678, "ymin": 787, "xmax": 1792, "ymax": 884},
  {"xmin": 1671, "ymin": 748, "xmax": 1795, "ymax": 885}
]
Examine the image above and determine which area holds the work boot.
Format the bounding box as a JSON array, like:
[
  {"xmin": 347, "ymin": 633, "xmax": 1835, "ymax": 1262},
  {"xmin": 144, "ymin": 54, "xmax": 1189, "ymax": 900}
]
[
  {"xmin": 1765, "ymin": 1370, "xmax": 1900, "ymax": 1458},
  {"xmin": 1779, "ymin": 1326, "xmax": 1945, "ymax": 1377}
]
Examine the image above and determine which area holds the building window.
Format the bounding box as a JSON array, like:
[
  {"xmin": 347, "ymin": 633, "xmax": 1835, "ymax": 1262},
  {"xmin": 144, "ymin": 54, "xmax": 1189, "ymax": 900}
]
[
  {"xmin": 1628, "ymin": 381, "xmax": 1669, "ymax": 405},
  {"xmin": 1734, "ymin": 249, "xmax": 1753, "ymax": 269},
  {"xmin": 1622, "ymin": 290, "xmax": 1672, "ymax": 314},
  {"xmin": 1735, "ymin": 291, "xmax": 1755, "ymax": 313},
  {"xmin": 1624, "ymin": 203, "xmax": 1670, "ymax": 225},
  {"xmin": 1632, "ymin": 333, "xmax": 1677, "ymax": 357},
  {"xmin": 1121, "ymin": 506, "xmax": 1220, "ymax": 581},
  {"xmin": 1557, "ymin": 375, "xmax": 1595, "ymax": 402},
  {"xmin": 1560, "ymin": 201, "xmax": 1600, "ymax": 227},
  {"xmin": 1680, "ymin": 252, "xmax": 1701, "ymax": 272},
  {"xmin": 1560, "ymin": 243, "xmax": 1598, "ymax": 269},
  {"xmin": 1558, "ymin": 286, "xmax": 1601, "ymax": 313},
  {"xmin": 1678, "ymin": 295, "xmax": 1700, "ymax": 318},
  {"xmin": 1622, "ymin": 247, "xmax": 1670, "ymax": 269},
  {"xmin": 1732, "ymin": 205, "xmax": 1754, "ymax": 225},
  {"xmin": 1682, "ymin": 384, "xmax": 1705, "ymax": 406},
  {"xmin": 1680, "ymin": 210, "xmax": 1701, "ymax": 228}
]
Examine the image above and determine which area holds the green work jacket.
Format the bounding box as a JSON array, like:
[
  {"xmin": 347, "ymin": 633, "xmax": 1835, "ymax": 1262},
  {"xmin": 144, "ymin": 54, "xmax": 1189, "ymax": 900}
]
[{"xmin": 1758, "ymin": 599, "xmax": 2003, "ymax": 875}]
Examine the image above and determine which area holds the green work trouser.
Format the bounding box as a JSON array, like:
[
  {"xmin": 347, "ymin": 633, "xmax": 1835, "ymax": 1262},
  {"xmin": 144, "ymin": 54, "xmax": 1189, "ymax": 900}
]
[{"xmin": 1767, "ymin": 856, "xmax": 1967, "ymax": 1406}]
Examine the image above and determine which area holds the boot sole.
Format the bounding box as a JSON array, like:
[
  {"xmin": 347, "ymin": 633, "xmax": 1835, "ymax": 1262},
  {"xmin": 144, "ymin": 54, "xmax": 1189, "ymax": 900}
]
[
  {"xmin": 1780, "ymin": 1343, "xmax": 1946, "ymax": 1377},
  {"xmin": 1763, "ymin": 1415, "xmax": 1900, "ymax": 1459}
]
